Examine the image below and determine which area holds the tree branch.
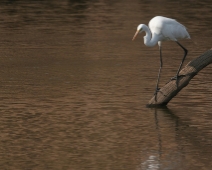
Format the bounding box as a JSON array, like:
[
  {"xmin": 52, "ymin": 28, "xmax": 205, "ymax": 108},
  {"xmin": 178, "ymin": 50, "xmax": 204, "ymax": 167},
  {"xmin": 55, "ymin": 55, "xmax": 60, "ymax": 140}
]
[{"xmin": 147, "ymin": 49, "xmax": 212, "ymax": 107}]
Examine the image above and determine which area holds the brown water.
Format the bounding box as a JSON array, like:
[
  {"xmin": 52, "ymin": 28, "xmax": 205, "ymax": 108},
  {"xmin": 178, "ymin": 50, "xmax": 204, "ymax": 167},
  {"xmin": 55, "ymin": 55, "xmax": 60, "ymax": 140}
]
[{"xmin": 0, "ymin": 0, "xmax": 212, "ymax": 169}]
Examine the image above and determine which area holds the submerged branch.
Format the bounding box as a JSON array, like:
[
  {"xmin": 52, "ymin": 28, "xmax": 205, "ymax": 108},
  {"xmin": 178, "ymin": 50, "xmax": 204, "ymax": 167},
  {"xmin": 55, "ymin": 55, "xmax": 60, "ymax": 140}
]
[{"xmin": 147, "ymin": 49, "xmax": 212, "ymax": 107}]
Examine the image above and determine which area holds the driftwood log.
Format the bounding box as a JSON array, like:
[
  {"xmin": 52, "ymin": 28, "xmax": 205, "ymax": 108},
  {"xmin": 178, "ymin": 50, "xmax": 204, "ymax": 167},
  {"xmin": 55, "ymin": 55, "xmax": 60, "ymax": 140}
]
[{"xmin": 147, "ymin": 49, "xmax": 212, "ymax": 107}]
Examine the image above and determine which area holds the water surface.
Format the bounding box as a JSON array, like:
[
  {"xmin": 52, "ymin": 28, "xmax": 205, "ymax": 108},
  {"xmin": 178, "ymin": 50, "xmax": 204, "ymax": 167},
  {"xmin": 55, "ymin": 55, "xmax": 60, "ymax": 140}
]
[{"xmin": 0, "ymin": 0, "xmax": 212, "ymax": 169}]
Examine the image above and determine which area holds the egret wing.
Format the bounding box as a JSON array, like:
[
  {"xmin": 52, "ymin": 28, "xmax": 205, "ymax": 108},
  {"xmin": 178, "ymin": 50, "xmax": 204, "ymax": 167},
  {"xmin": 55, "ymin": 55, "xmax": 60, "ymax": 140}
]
[{"xmin": 149, "ymin": 16, "xmax": 190, "ymax": 41}]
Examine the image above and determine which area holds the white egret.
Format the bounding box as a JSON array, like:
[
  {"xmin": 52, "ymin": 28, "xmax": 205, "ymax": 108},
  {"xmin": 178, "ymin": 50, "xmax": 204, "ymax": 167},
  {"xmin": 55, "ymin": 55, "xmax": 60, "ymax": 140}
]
[{"xmin": 132, "ymin": 16, "xmax": 190, "ymax": 100}]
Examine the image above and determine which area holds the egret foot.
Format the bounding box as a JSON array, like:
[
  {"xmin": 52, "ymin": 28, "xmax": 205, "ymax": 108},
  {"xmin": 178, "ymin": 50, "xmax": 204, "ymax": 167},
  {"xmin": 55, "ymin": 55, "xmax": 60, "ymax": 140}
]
[
  {"xmin": 170, "ymin": 75, "xmax": 185, "ymax": 87},
  {"xmin": 154, "ymin": 88, "xmax": 160, "ymax": 101}
]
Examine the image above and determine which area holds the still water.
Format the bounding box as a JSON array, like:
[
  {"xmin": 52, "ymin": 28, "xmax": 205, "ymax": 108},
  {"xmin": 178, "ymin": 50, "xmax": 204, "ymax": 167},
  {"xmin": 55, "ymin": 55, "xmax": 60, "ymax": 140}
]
[{"xmin": 0, "ymin": 0, "xmax": 212, "ymax": 169}]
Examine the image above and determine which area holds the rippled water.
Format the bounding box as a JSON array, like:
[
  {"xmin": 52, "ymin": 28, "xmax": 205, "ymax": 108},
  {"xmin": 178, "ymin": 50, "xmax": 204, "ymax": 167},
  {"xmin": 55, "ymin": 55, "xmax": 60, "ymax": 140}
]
[{"xmin": 0, "ymin": 0, "xmax": 212, "ymax": 169}]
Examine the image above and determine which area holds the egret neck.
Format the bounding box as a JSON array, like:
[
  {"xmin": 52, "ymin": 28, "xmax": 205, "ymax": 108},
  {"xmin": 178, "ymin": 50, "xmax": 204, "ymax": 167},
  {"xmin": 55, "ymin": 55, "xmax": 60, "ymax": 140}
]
[{"xmin": 142, "ymin": 25, "xmax": 161, "ymax": 47}]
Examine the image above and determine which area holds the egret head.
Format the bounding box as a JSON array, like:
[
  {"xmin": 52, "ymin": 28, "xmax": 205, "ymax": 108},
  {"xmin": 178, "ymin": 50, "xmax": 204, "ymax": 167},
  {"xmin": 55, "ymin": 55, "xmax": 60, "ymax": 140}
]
[{"xmin": 132, "ymin": 24, "xmax": 144, "ymax": 41}]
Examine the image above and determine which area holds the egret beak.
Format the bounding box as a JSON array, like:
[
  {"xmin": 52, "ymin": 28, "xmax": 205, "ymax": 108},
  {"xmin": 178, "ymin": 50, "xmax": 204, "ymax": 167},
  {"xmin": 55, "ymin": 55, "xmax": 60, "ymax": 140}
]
[{"xmin": 132, "ymin": 30, "xmax": 139, "ymax": 41}]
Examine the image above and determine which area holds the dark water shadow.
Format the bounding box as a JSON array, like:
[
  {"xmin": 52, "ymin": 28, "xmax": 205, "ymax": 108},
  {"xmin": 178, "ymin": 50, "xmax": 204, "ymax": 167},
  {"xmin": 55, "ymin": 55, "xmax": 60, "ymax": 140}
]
[{"xmin": 142, "ymin": 107, "xmax": 212, "ymax": 170}]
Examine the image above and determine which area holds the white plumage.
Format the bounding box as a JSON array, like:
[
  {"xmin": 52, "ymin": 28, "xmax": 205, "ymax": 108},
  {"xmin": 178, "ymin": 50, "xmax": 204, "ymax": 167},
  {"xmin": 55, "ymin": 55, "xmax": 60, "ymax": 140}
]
[
  {"xmin": 148, "ymin": 16, "xmax": 190, "ymax": 41},
  {"xmin": 132, "ymin": 16, "xmax": 190, "ymax": 101}
]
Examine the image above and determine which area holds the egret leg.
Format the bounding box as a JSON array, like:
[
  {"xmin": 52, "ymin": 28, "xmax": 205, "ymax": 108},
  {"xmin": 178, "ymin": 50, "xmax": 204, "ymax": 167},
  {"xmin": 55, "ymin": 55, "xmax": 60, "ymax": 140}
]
[
  {"xmin": 154, "ymin": 45, "xmax": 163, "ymax": 101},
  {"xmin": 171, "ymin": 41, "xmax": 188, "ymax": 86}
]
